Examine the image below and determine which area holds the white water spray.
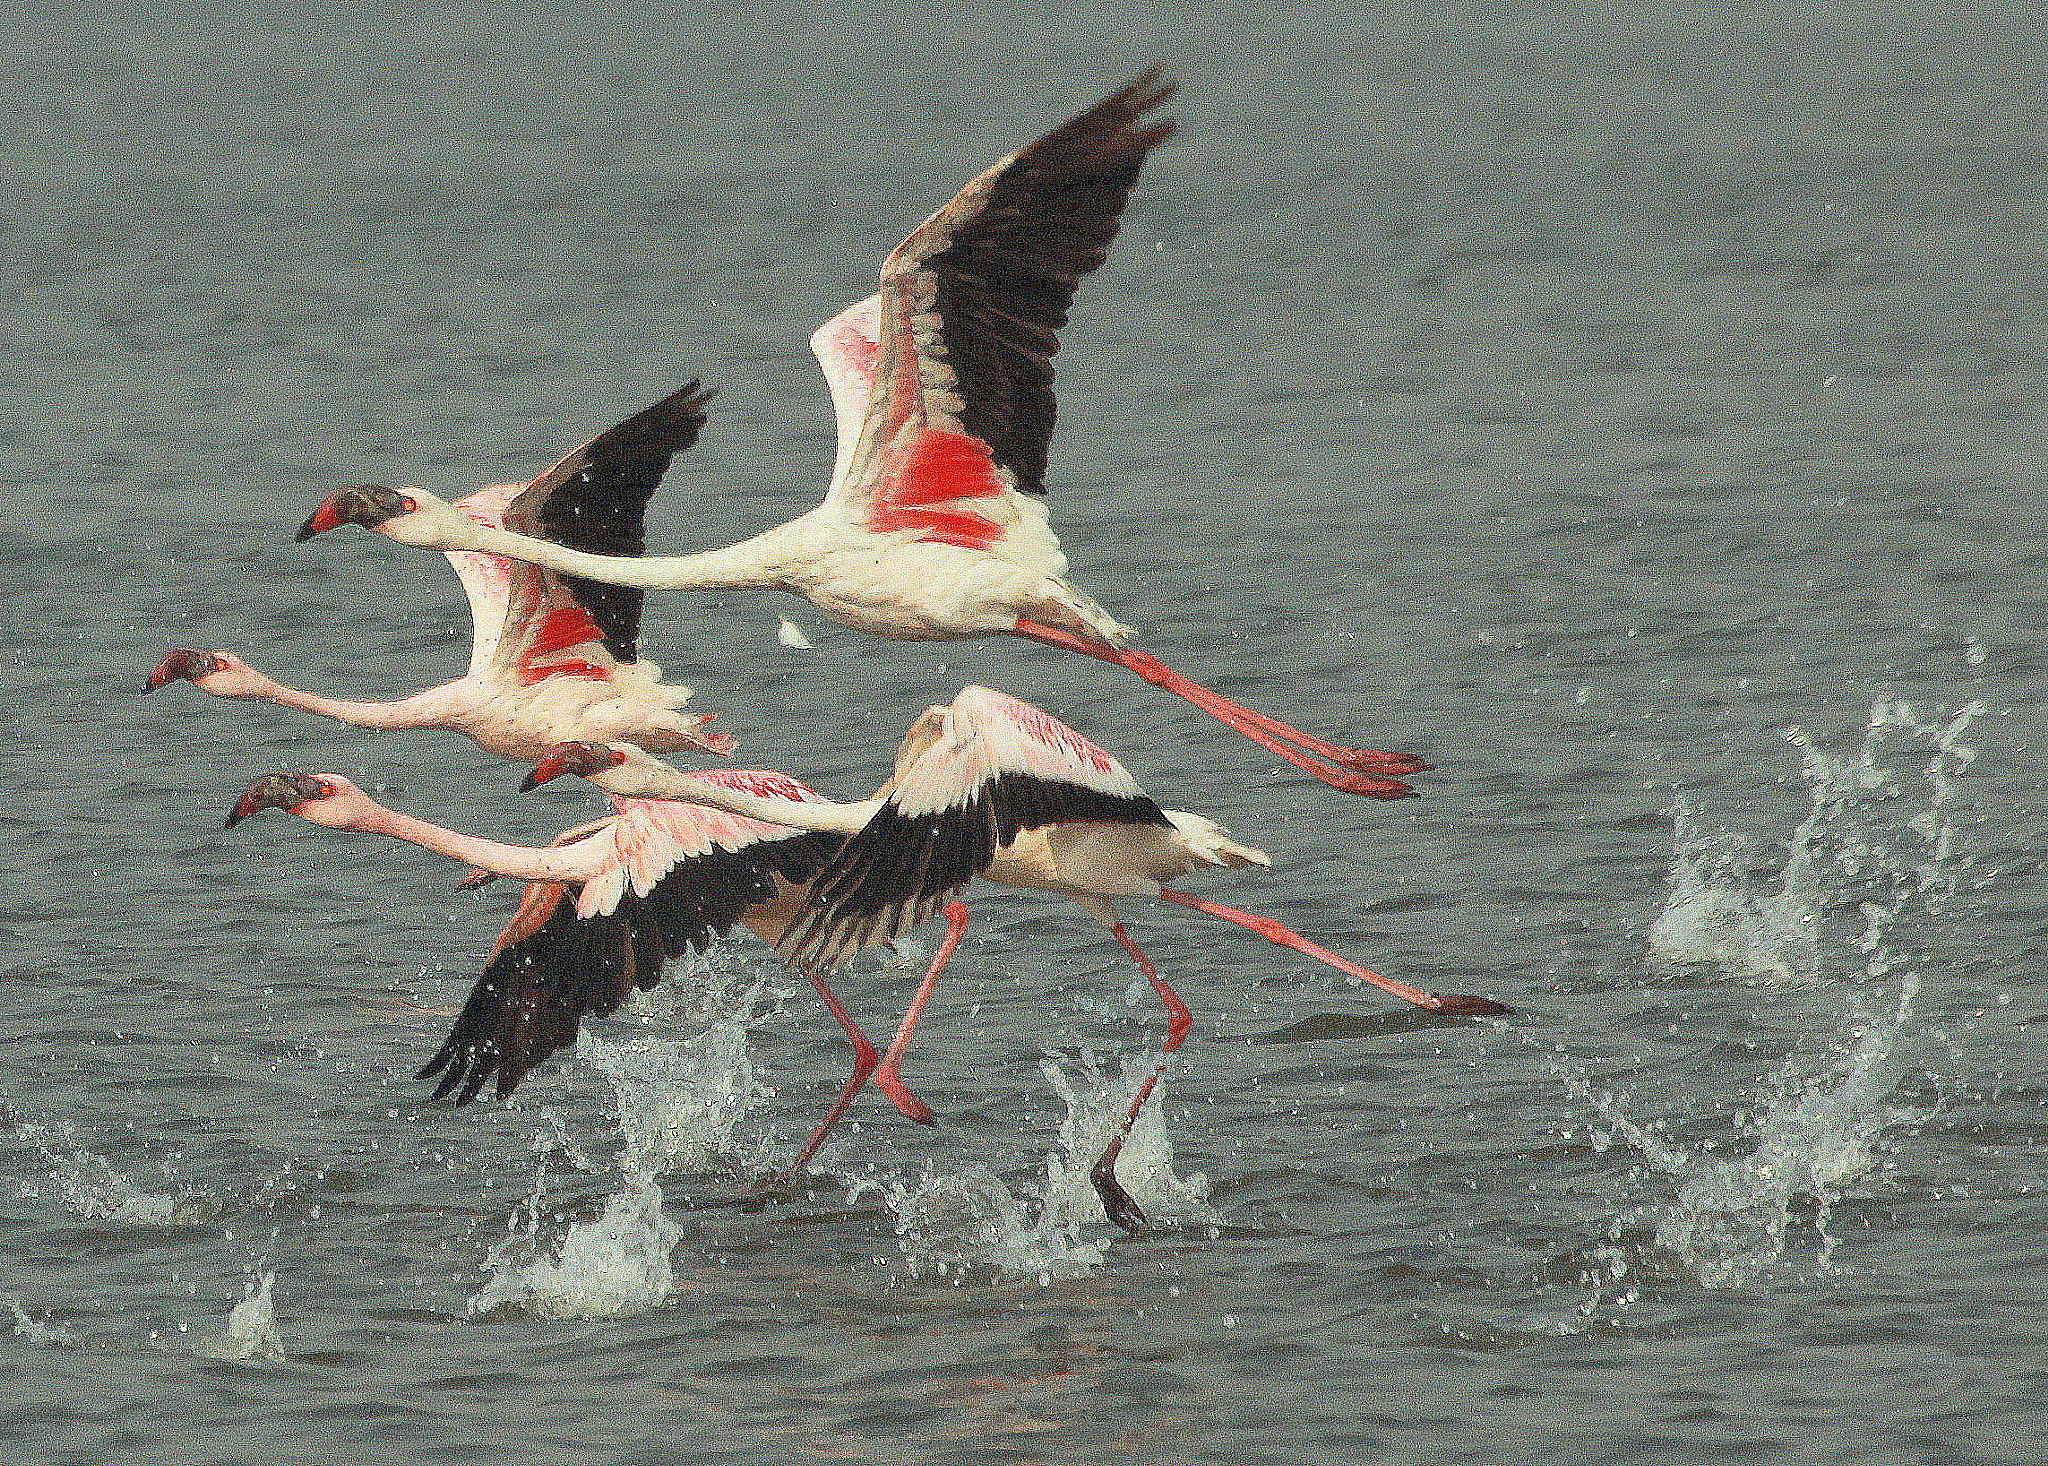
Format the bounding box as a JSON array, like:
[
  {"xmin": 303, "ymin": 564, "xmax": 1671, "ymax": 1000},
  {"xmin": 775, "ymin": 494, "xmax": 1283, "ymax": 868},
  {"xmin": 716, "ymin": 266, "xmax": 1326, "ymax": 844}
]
[
  {"xmin": 878, "ymin": 1050, "xmax": 1219, "ymax": 1283},
  {"xmin": 464, "ymin": 968, "xmax": 770, "ymax": 1319},
  {"xmin": 1648, "ymin": 700, "xmax": 1978, "ymax": 980}
]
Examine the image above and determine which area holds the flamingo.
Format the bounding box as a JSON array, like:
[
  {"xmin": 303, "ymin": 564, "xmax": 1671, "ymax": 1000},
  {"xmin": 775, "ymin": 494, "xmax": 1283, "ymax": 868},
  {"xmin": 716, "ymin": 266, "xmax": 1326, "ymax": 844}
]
[
  {"xmin": 526, "ymin": 685, "xmax": 1509, "ymax": 1231},
  {"xmin": 221, "ymin": 767, "xmax": 937, "ymax": 1175},
  {"xmin": 149, "ymin": 383, "xmax": 730, "ymax": 762},
  {"xmin": 294, "ymin": 70, "xmax": 1428, "ymax": 800}
]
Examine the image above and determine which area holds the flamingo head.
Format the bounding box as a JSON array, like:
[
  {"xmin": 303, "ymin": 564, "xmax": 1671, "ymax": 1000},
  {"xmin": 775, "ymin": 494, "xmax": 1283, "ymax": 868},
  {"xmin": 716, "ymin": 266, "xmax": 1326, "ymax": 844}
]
[
  {"xmin": 226, "ymin": 771, "xmax": 333, "ymax": 827},
  {"xmin": 296, "ymin": 485, "xmax": 420, "ymax": 541},
  {"xmin": 144, "ymin": 648, "xmax": 231, "ymax": 692},
  {"xmin": 521, "ymin": 740, "xmax": 625, "ymax": 791}
]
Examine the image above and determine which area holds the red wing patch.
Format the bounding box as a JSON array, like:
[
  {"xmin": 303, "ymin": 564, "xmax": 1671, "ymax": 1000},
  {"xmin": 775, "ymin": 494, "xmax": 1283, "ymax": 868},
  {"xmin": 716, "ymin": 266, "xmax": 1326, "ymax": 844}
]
[
  {"xmin": 516, "ymin": 606, "xmax": 613, "ymax": 684},
  {"xmin": 867, "ymin": 428, "xmax": 1006, "ymax": 551},
  {"xmin": 516, "ymin": 659, "xmax": 610, "ymax": 686},
  {"xmin": 527, "ymin": 606, "xmax": 608, "ymax": 660}
]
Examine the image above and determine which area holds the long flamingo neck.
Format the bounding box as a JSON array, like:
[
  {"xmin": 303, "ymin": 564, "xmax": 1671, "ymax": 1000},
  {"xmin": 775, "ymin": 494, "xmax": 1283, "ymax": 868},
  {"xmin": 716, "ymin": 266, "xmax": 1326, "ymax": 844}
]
[
  {"xmin": 594, "ymin": 767, "xmax": 876, "ymax": 836},
  {"xmin": 352, "ymin": 803, "xmax": 597, "ymax": 884},
  {"xmin": 245, "ymin": 677, "xmax": 464, "ymax": 730},
  {"xmin": 459, "ymin": 520, "xmax": 783, "ymax": 593}
]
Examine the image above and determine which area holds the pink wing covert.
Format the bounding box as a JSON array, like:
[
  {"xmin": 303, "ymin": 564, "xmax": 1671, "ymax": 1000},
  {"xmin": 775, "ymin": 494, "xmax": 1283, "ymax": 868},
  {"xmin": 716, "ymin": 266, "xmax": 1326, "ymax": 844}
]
[{"xmin": 448, "ymin": 482, "xmax": 618, "ymax": 687}]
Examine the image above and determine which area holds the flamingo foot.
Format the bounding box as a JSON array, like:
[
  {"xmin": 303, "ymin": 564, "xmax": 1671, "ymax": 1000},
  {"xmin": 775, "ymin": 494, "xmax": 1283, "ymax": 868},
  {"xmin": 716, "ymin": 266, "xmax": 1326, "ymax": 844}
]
[
  {"xmin": 1325, "ymin": 767, "xmax": 1420, "ymax": 799},
  {"xmin": 1337, "ymin": 748, "xmax": 1433, "ymax": 776},
  {"xmin": 1090, "ymin": 1151, "xmax": 1149, "ymax": 1234}
]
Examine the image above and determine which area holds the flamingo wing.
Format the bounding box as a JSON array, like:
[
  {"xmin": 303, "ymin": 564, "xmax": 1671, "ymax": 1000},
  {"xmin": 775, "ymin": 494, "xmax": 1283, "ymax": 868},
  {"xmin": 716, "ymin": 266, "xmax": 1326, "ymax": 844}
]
[
  {"xmin": 436, "ymin": 382, "xmax": 714, "ymax": 688},
  {"xmin": 778, "ymin": 685, "xmax": 1170, "ymax": 969},
  {"xmin": 811, "ymin": 294, "xmax": 882, "ymax": 495},
  {"xmin": 504, "ymin": 380, "xmax": 717, "ymax": 664},
  {"xmin": 418, "ymin": 787, "xmax": 842, "ymax": 1103},
  {"xmin": 821, "ymin": 70, "xmax": 1174, "ymax": 560}
]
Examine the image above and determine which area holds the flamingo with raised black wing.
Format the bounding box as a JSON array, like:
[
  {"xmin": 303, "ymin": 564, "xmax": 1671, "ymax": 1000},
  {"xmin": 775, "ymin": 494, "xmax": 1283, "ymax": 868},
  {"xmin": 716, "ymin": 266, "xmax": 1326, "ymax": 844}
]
[
  {"xmin": 295, "ymin": 71, "xmax": 1428, "ymax": 799},
  {"xmin": 150, "ymin": 383, "xmax": 730, "ymax": 762},
  {"xmin": 222, "ymin": 767, "xmax": 936, "ymax": 1174},
  {"xmin": 527, "ymin": 686, "xmax": 1509, "ymax": 1231}
]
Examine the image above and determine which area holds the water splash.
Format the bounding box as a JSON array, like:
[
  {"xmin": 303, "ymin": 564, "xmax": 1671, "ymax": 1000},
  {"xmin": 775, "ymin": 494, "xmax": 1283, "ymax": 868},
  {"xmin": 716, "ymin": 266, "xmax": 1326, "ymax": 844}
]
[
  {"xmin": 461, "ymin": 970, "xmax": 773, "ymax": 1319},
  {"xmin": 1039, "ymin": 1053, "xmax": 1219, "ymax": 1234},
  {"xmin": 576, "ymin": 966, "xmax": 778, "ymax": 1176},
  {"xmin": 578, "ymin": 1021, "xmax": 760, "ymax": 1178},
  {"xmin": 1578, "ymin": 978, "xmax": 1918, "ymax": 1291},
  {"xmin": 1648, "ymin": 700, "xmax": 1978, "ymax": 980},
  {"xmin": 467, "ymin": 1173, "xmax": 683, "ymax": 1320},
  {"xmin": 887, "ymin": 1164, "xmax": 1108, "ymax": 1284},
  {"xmin": 199, "ymin": 1271, "xmax": 288, "ymax": 1363},
  {"xmin": 8, "ymin": 1298, "xmax": 80, "ymax": 1346},
  {"xmin": 12, "ymin": 1124, "xmax": 208, "ymax": 1225},
  {"xmin": 878, "ymin": 1051, "xmax": 1218, "ymax": 1284}
]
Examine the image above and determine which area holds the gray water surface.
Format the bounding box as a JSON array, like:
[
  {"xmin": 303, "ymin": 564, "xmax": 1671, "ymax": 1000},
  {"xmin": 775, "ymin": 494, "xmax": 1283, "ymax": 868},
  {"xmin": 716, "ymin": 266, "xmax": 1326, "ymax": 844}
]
[{"xmin": 3, "ymin": 3, "xmax": 2045, "ymax": 1462}]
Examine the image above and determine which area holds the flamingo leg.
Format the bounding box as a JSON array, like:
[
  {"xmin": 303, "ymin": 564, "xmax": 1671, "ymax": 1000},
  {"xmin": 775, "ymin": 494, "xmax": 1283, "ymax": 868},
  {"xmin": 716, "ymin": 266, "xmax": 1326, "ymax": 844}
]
[
  {"xmin": 770, "ymin": 968, "xmax": 907, "ymax": 1186},
  {"xmin": 1012, "ymin": 620, "xmax": 1428, "ymax": 798},
  {"xmin": 1089, "ymin": 921, "xmax": 1194, "ymax": 1234},
  {"xmin": 1154, "ymin": 888, "xmax": 1512, "ymax": 1016},
  {"xmin": 868, "ymin": 901, "xmax": 970, "ymax": 1123}
]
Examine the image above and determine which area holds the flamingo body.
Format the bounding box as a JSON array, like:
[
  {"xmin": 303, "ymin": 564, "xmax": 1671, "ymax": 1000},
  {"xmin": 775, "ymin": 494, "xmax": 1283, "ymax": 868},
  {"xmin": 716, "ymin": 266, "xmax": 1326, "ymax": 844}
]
[
  {"xmin": 295, "ymin": 74, "xmax": 1425, "ymax": 795},
  {"xmin": 528, "ymin": 684, "xmax": 1505, "ymax": 1229},
  {"xmin": 152, "ymin": 384, "xmax": 729, "ymax": 762},
  {"xmin": 225, "ymin": 769, "xmax": 846, "ymax": 1104}
]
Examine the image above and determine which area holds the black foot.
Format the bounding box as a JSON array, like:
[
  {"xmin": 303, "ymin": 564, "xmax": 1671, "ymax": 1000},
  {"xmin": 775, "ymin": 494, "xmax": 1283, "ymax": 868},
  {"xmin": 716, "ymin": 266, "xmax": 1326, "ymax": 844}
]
[{"xmin": 1090, "ymin": 1157, "xmax": 1148, "ymax": 1234}]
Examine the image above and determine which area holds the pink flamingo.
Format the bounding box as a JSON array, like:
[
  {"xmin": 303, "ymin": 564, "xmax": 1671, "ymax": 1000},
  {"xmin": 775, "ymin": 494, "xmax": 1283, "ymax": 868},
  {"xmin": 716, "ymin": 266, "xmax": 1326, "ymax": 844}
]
[
  {"xmin": 528, "ymin": 686, "xmax": 1508, "ymax": 1231},
  {"xmin": 222, "ymin": 767, "xmax": 933, "ymax": 1175},
  {"xmin": 296, "ymin": 71, "xmax": 1427, "ymax": 799},
  {"xmin": 149, "ymin": 384, "xmax": 729, "ymax": 763}
]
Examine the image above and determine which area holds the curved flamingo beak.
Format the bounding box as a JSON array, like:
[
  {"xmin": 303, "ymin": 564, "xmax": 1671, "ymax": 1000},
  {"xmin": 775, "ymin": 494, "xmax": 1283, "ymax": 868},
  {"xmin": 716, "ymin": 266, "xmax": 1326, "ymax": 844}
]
[
  {"xmin": 521, "ymin": 741, "xmax": 617, "ymax": 792},
  {"xmin": 144, "ymin": 648, "xmax": 222, "ymax": 692},
  {"xmin": 520, "ymin": 751, "xmax": 575, "ymax": 792},
  {"xmin": 296, "ymin": 485, "xmax": 409, "ymax": 542},
  {"xmin": 226, "ymin": 772, "xmax": 327, "ymax": 827}
]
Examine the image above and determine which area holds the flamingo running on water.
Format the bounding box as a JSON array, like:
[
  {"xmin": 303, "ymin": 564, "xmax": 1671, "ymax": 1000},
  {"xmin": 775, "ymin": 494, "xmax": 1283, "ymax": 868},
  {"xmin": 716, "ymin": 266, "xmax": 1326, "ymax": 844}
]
[
  {"xmin": 295, "ymin": 70, "xmax": 1428, "ymax": 799},
  {"xmin": 527, "ymin": 686, "xmax": 1509, "ymax": 1231},
  {"xmin": 222, "ymin": 767, "xmax": 937, "ymax": 1174},
  {"xmin": 150, "ymin": 384, "xmax": 729, "ymax": 762}
]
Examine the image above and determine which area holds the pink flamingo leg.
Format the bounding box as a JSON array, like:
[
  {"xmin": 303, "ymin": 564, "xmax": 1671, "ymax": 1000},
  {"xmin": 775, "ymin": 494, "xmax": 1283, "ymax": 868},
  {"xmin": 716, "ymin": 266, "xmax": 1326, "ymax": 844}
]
[
  {"xmin": 1012, "ymin": 620, "xmax": 1428, "ymax": 798},
  {"xmin": 869, "ymin": 902, "xmax": 971, "ymax": 1123},
  {"xmin": 1154, "ymin": 888, "xmax": 1512, "ymax": 1016},
  {"xmin": 772, "ymin": 968, "xmax": 911, "ymax": 1185},
  {"xmin": 1090, "ymin": 922, "xmax": 1195, "ymax": 1233}
]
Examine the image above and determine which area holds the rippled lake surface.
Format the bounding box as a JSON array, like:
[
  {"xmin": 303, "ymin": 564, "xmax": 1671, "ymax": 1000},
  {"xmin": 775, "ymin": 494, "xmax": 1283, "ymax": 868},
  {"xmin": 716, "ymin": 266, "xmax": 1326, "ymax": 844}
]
[{"xmin": 4, "ymin": 3, "xmax": 2047, "ymax": 1461}]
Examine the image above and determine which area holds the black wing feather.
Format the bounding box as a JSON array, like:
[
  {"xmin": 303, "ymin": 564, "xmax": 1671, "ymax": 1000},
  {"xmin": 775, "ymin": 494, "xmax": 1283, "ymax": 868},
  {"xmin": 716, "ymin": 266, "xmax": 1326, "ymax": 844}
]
[
  {"xmin": 505, "ymin": 380, "xmax": 715, "ymax": 662},
  {"xmin": 778, "ymin": 772, "xmax": 1170, "ymax": 970},
  {"xmin": 418, "ymin": 827, "xmax": 843, "ymax": 1103},
  {"xmin": 888, "ymin": 69, "xmax": 1175, "ymax": 493}
]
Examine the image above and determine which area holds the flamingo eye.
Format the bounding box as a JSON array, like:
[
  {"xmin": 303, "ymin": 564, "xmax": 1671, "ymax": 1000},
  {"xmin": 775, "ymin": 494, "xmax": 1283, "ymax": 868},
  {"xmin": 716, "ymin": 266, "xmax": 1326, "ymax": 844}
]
[{"xmin": 399, "ymin": 495, "xmax": 418, "ymax": 513}]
